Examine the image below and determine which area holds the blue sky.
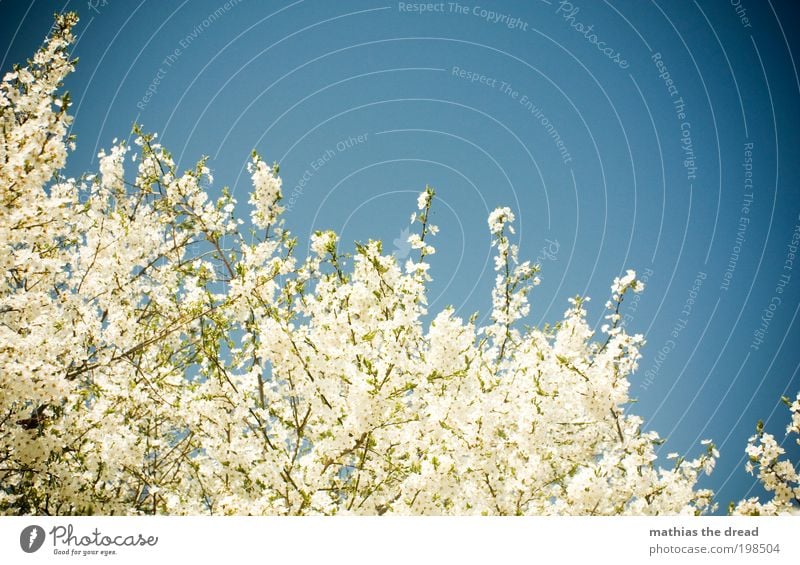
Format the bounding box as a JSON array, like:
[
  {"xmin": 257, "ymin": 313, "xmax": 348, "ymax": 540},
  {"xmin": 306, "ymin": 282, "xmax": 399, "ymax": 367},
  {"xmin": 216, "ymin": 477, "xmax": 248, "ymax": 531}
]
[{"xmin": 2, "ymin": 0, "xmax": 799, "ymax": 512}]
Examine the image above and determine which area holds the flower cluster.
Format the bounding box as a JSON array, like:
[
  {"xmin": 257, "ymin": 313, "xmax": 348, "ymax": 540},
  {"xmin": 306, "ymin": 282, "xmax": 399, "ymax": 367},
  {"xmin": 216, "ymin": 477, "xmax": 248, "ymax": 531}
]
[
  {"xmin": 247, "ymin": 153, "xmax": 283, "ymax": 230},
  {"xmin": 731, "ymin": 394, "xmax": 800, "ymax": 515},
  {"xmin": 0, "ymin": 14, "xmax": 796, "ymax": 516}
]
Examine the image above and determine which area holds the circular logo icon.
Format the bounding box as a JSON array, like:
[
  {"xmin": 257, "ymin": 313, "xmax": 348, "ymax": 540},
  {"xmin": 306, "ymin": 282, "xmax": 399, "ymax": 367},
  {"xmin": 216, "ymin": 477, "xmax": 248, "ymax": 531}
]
[{"xmin": 20, "ymin": 525, "xmax": 45, "ymax": 553}]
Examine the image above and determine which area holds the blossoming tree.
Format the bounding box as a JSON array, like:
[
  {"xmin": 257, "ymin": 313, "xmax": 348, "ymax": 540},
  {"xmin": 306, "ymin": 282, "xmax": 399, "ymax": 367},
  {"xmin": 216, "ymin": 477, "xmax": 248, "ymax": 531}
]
[{"xmin": 1, "ymin": 13, "xmax": 797, "ymax": 516}]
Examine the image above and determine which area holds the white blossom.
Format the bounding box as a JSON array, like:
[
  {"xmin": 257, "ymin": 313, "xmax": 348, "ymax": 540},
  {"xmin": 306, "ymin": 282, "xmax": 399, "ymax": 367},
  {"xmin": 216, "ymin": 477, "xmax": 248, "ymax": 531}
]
[
  {"xmin": 310, "ymin": 230, "xmax": 337, "ymax": 258},
  {"xmin": 488, "ymin": 207, "xmax": 514, "ymax": 236},
  {"xmin": 247, "ymin": 154, "xmax": 283, "ymax": 229},
  {"xmin": 417, "ymin": 187, "xmax": 433, "ymax": 210},
  {"xmin": 0, "ymin": 14, "xmax": 795, "ymax": 518},
  {"xmin": 97, "ymin": 141, "xmax": 127, "ymax": 192}
]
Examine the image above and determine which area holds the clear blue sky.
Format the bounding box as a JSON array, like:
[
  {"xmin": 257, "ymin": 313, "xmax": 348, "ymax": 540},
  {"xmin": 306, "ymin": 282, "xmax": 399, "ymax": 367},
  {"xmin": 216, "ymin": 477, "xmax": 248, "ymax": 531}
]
[{"xmin": 2, "ymin": 0, "xmax": 799, "ymax": 512}]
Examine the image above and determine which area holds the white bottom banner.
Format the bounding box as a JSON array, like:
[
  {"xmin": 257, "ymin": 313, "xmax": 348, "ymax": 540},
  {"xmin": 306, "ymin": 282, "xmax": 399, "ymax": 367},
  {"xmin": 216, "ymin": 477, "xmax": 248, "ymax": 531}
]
[{"xmin": 1, "ymin": 516, "xmax": 796, "ymax": 564}]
